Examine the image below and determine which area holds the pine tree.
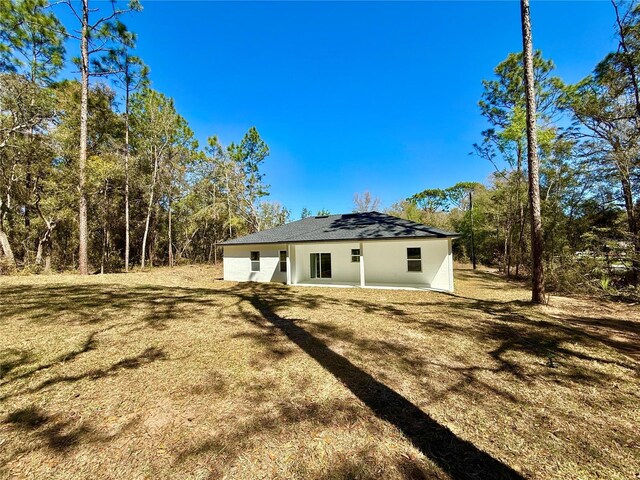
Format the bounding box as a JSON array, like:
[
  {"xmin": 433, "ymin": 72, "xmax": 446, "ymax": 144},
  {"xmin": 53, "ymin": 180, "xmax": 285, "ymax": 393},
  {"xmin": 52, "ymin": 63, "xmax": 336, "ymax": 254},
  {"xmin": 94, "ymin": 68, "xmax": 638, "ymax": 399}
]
[{"xmin": 521, "ymin": 0, "xmax": 545, "ymax": 303}]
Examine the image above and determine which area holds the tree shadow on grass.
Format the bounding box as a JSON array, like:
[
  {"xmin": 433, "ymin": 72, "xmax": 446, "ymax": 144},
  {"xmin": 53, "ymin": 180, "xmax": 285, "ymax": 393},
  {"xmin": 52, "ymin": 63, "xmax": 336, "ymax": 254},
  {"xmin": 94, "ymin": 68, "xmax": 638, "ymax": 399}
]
[
  {"xmin": 2, "ymin": 404, "xmax": 142, "ymax": 466},
  {"xmin": 555, "ymin": 313, "xmax": 640, "ymax": 361},
  {"xmin": 446, "ymin": 295, "xmax": 639, "ymax": 370},
  {"xmin": 176, "ymin": 396, "xmax": 367, "ymax": 464},
  {"xmin": 5, "ymin": 405, "xmax": 93, "ymax": 452},
  {"xmin": 403, "ymin": 290, "xmax": 638, "ymax": 377},
  {"xmin": 0, "ymin": 284, "xmax": 191, "ymax": 330},
  {"xmin": 0, "ymin": 349, "xmax": 33, "ymax": 378},
  {"xmin": 0, "ymin": 329, "xmax": 102, "ymax": 387},
  {"xmin": 0, "ymin": 321, "xmax": 149, "ymax": 390},
  {"xmin": 230, "ymin": 283, "xmax": 524, "ymax": 480},
  {"xmin": 2, "ymin": 276, "xmax": 637, "ymax": 477},
  {"xmin": 1, "ymin": 347, "xmax": 167, "ymax": 401},
  {"xmin": 2, "ymin": 279, "xmax": 634, "ymax": 386}
]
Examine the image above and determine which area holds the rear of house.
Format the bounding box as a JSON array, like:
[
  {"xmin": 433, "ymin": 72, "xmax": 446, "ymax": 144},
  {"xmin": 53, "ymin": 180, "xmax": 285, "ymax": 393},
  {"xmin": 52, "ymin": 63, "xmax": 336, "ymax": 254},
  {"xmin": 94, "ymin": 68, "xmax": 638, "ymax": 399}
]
[{"xmin": 222, "ymin": 212, "xmax": 458, "ymax": 292}]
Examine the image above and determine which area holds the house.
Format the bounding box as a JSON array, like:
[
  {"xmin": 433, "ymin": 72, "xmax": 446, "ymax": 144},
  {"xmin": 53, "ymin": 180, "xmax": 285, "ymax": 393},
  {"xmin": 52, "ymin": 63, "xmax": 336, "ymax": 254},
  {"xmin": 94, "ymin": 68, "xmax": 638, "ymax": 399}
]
[{"xmin": 222, "ymin": 211, "xmax": 459, "ymax": 291}]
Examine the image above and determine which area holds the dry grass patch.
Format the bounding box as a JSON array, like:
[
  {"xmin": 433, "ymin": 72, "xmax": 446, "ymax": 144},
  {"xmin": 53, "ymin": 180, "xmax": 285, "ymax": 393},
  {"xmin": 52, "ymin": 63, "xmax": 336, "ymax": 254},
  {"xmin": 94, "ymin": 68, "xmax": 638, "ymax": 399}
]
[{"xmin": 0, "ymin": 265, "xmax": 638, "ymax": 479}]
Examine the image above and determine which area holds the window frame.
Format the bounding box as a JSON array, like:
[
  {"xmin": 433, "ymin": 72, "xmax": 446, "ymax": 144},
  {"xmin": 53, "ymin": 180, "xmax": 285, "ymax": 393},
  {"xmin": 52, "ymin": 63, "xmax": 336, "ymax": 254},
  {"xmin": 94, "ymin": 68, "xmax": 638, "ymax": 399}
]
[
  {"xmin": 250, "ymin": 251, "xmax": 260, "ymax": 272},
  {"xmin": 351, "ymin": 248, "xmax": 361, "ymax": 263},
  {"xmin": 310, "ymin": 252, "xmax": 332, "ymax": 279},
  {"xmin": 279, "ymin": 250, "xmax": 287, "ymax": 272},
  {"xmin": 407, "ymin": 247, "xmax": 422, "ymax": 272}
]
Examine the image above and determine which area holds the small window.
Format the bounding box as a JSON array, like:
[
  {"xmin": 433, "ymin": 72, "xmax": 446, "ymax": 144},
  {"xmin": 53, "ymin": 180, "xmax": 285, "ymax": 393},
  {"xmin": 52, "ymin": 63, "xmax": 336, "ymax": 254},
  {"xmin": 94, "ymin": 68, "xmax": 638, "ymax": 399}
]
[
  {"xmin": 407, "ymin": 247, "xmax": 422, "ymax": 272},
  {"xmin": 279, "ymin": 250, "xmax": 287, "ymax": 272},
  {"xmin": 351, "ymin": 248, "xmax": 360, "ymax": 263},
  {"xmin": 250, "ymin": 251, "xmax": 260, "ymax": 272}
]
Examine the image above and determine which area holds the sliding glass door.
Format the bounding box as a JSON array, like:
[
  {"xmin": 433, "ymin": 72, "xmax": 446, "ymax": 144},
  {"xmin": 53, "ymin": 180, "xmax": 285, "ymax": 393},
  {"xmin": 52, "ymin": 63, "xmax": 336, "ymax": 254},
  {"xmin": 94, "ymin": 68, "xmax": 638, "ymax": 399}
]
[{"xmin": 310, "ymin": 253, "xmax": 332, "ymax": 278}]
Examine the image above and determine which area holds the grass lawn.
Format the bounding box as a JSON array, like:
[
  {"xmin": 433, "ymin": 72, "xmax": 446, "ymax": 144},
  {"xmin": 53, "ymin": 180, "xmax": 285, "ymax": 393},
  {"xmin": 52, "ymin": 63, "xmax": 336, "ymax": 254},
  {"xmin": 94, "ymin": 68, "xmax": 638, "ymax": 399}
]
[{"xmin": 0, "ymin": 265, "xmax": 638, "ymax": 480}]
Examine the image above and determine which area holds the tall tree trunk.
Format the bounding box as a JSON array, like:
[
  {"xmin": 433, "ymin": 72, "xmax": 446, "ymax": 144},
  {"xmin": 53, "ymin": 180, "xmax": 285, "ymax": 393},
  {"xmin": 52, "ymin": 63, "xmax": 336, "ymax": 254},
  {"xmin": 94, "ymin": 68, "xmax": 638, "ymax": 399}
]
[
  {"xmin": 514, "ymin": 144, "xmax": 524, "ymax": 277},
  {"xmin": 149, "ymin": 213, "xmax": 156, "ymax": 268},
  {"xmin": 516, "ymin": 202, "xmax": 525, "ymax": 277},
  {"xmin": 505, "ymin": 231, "xmax": 512, "ymax": 276},
  {"xmin": 101, "ymin": 180, "xmax": 108, "ymax": 274},
  {"xmin": 25, "ymin": 43, "xmax": 37, "ymax": 257},
  {"xmin": 35, "ymin": 227, "xmax": 53, "ymax": 272},
  {"xmin": 0, "ymin": 200, "xmax": 15, "ymax": 265},
  {"xmin": 619, "ymin": 169, "xmax": 639, "ymax": 283},
  {"xmin": 0, "ymin": 227, "xmax": 15, "ymax": 264},
  {"xmin": 78, "ymin": 0, "xmax": 90, "ymax": 275},
  {"xmin": 35, "ymin": 236, "xmax": 44, "ymax": 266},
  {"xmin": 619, "ymin": 167, "xmax": 638, "ymax": 237},
  {"xmin": 521, "ymin": 0, "xmax": 545, "ymax": 303},
  {"xmin": 34, "ymin": 198, "xmax": 55, "ymax": 272},
  {"xmin": 44, "ymin": 250, "xmax": 51, "ymax": 272},
  {"xmin": 168, "ymin": 195, "xmax": 173, "ymax": 267},
  {"xmin": 469, "ymin": 190, "xmax": 476, "ymax": 270},
  {"xmin": 141, "ymin": 152, "xmax": 159, "ymax": 269},
  {"xmin": 213, "ymin": 223, "xmax": 218, "ymax": 265},
  {"xmin": 124, "ymin": 87, "xmax": 130, "ymax": 272},
  {"xmin": 225, "ymin": 170, "xmax": 232, "ymax": 238},
  {"xmin": 25, "ymin": 148, "xmax": 32, "ymax": 232},
  {"xmin": 24, "ymin": 157, "xmax": 32, "ymax": 268},
  {"xmin": 503, "ymin": 210, "xmax": 513, "ymax": 276}
]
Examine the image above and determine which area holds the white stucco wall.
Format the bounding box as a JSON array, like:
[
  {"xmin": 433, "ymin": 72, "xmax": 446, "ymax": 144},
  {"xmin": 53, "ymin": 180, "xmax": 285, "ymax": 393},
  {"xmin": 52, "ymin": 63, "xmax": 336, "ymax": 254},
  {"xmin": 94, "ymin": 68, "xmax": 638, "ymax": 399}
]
[
  {"xmin": 292, "ymin": 242, "xmax": 361, "ymax": 284},
  {"xmin": 361, "ymin": 238, "xmax": 452, "ymax": 291},
  {"xmin": 223, "ymin": 244, "xmax": 288, "ymax": 283}
]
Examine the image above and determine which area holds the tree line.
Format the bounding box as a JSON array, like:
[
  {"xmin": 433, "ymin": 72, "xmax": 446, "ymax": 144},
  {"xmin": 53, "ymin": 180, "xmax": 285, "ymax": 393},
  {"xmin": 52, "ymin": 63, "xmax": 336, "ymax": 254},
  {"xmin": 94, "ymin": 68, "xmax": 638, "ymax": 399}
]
[{"xmin": 0, "ymin": 0, "xmax": 289, "ymax": 274}]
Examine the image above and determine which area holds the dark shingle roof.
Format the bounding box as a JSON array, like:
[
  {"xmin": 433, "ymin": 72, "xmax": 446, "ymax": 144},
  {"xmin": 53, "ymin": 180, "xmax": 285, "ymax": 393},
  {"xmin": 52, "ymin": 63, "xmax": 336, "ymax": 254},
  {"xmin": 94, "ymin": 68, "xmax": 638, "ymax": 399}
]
[{"xmin": 222, "ymin": 212, "xmax": 459, "ymax": 245}]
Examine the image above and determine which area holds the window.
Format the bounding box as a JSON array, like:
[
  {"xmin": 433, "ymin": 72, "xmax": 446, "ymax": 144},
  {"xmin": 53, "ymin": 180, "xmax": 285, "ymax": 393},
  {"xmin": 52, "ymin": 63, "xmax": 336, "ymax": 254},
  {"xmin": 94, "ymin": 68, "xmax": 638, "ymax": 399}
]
[
  {"xmin": 310, "ymin": 253, "xmax": 332, "ymax": 278},
  {"xmin": 250, "ymin": 251, "xmax": 260, "ymax": 272},
  {"xmin": 407, "ymin": 247, "xmax": 422, "ymax": 272},
  {"xmin": 351, "ymin": 248, "xmax": 361, "ymax": 263},
  {"xmin": 279, "ymin": 250, "xmax": 287, "ymax": 272}
]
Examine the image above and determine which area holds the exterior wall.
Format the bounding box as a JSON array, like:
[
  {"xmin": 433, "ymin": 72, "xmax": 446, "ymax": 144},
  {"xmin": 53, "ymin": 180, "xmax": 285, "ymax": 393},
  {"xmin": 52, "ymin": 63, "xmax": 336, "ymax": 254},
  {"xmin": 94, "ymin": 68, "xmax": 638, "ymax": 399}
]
[
  {"xmin": 292, "ymin": 242, "xmax": 361, "ymax": 284},
  {"xmin": 223, "ymin": 244, "xmax": 287, "ymax": 283},
  {"xmin": 223, "ymin": 238, "xmax": 454, "ymax": 292},
  {"xmin": 361, "ymin": 238, "xmax": 452, "ymax": 291}
]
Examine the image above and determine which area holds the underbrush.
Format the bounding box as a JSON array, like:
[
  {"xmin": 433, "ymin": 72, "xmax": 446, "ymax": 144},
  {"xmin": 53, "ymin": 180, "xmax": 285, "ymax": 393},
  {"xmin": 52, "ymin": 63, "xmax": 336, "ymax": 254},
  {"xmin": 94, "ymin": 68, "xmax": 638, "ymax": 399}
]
[
  {"xmin": 546, "ymin": 256, "xmax": 639, "ymax": 300},
  {"xmin": 0, "ymin": 256, "xmax": 16, "ymax": 275}
]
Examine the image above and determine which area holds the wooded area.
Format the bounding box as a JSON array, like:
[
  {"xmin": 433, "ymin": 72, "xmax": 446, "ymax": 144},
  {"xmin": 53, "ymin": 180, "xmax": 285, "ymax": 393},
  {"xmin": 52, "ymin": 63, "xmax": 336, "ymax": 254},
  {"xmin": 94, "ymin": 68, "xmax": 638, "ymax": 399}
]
[
  {"xmin": 389, "ymin": 1, "xmax": 640, "ymax": 297},
  {"xmin": 0, "ymin": 0, "xmax": 638, "ymax": 298},
  {"xmin": 0, "ymin": 0, "xmax": 291, "ymax": 274}
]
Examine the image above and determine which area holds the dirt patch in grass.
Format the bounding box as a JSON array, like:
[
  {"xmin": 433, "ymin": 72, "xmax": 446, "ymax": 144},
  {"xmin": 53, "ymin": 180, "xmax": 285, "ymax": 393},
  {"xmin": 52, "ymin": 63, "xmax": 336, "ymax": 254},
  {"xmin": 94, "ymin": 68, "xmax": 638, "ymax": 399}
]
[{"xmin": 0, "ymin": 264, "xmax": 638, "ymax": 479}]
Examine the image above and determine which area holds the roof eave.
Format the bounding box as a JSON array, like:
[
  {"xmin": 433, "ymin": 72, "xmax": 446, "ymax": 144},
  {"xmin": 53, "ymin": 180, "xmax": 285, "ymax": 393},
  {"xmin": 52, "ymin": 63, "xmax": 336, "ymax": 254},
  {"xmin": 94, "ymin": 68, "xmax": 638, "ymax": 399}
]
[{"xmin": 222, "ymin": 234, "xmax": 460, "ymax": 246}]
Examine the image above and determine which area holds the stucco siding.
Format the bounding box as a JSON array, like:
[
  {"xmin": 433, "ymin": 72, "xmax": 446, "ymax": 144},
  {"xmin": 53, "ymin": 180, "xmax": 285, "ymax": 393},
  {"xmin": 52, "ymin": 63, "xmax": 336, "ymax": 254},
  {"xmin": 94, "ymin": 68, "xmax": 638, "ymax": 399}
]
[
  {"xmin": 362, "ymin": 238, "xmax": 451, "ymax": 290},
  {"xmin": 292, "ymin": 242, "xmax": 361, "ymax": 284},
  {"xmin": 223, "ymin": 244, "xmax": 287, "ymax": 283}
]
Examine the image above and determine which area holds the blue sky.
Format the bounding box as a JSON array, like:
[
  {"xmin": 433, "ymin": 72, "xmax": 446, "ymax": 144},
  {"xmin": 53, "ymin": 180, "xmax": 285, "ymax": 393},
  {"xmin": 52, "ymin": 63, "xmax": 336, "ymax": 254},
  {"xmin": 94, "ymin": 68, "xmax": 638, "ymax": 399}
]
[{"xmin": 59, "ymin": 1, "xmax": 617, "ymax": 217}]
